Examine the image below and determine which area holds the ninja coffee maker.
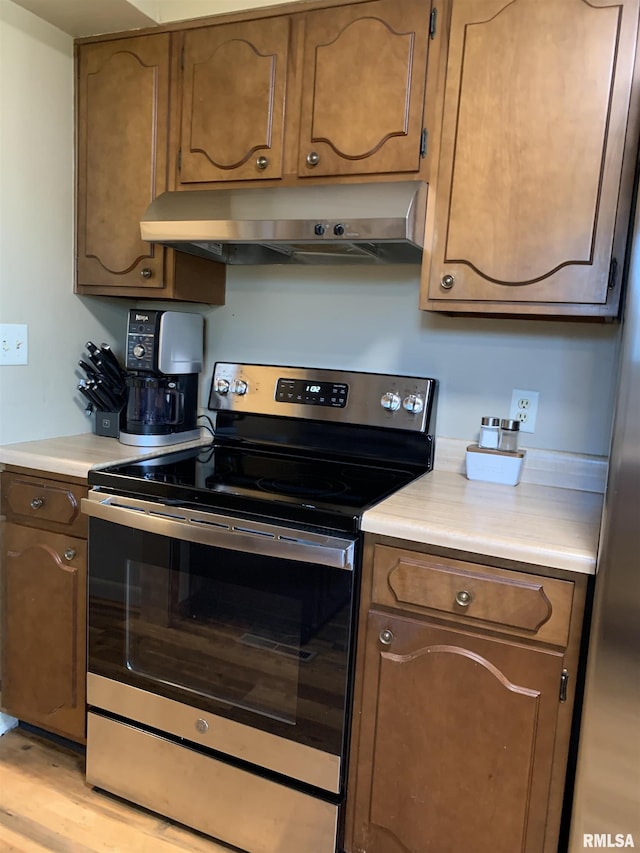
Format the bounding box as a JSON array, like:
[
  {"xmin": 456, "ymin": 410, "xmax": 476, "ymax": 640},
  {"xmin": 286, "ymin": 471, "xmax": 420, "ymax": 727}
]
[{"xmin": 119, "ymin": 309, "xmax": 203, "ymax": 447}]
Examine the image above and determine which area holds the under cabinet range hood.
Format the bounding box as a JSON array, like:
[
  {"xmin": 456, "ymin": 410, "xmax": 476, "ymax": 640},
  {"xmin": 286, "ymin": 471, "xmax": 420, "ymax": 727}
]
[{"xmin": 140, "ymin": 181, "xmax": 427, "ymax": 265}]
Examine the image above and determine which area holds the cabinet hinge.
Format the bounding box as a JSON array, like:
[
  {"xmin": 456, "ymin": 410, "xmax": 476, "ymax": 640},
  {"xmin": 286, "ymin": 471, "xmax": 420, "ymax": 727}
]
[
  {"xmin": 429, "ymin": 8, "xmax": 438, "ymax": 39},
  {"xmin": 420, "ymin": 128, "xmax": 428, "ymax": 159},
  {"xmin": 559, "ymin": 669, "xmax": 569, "ymax": 703},
  {"xmin": 181, "ymin": 46, "xmax": 184, "ymax": 71},
  {"xmin": 608, "ymin": 256, "xmax": 618, "ymax": 290},
  {"xmin": 178, "ymin": 149, "xmax": 182, "ymax": 172}
]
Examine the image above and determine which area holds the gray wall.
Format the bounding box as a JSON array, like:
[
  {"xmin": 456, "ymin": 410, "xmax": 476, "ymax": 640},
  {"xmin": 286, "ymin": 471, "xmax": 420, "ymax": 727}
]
[
  {"xmin": 0, "ymin": 1, "xmax": 127, "ymax": 446},
  {"xmin": 197, "ymin": 266, "xmax": 619, "ymax": 456}
]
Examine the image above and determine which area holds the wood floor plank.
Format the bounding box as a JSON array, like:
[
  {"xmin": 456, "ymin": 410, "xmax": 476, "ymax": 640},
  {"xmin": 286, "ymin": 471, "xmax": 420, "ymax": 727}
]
[
  {"xmin": 0, "ymin": 728, "xmax": 237, "ymax": 852},
  {"xmin": 0, "ymin": 820, "xmax": 57, "ymax": 853}
]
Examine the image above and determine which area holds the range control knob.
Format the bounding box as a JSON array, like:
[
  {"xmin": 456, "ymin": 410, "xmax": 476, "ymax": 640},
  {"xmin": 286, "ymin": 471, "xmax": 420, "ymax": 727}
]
[
  {"xmin": 214, "ymin": 378, "xmax": 230, "ymax": 394},
  {"xmin": 380, "ymin": 392, "xmax": 401, "ymax": 412},
  {"xmin": 132, "ymin": 344, "xmax": 145, "ymax": 359},
  {"xmin": 333, "ymin": 223, "xmax": 345, "ymax": 236},
  {"xmin": 314, "ymin": 223, "xmax": 326, "ymax": 236},
  {"xmin": 231, "ymin": 379, "xmax": 248, "ymax": 396},
  {"xmin": 403, "ymin": 394, "xmax": 424, "ymax": 414}
]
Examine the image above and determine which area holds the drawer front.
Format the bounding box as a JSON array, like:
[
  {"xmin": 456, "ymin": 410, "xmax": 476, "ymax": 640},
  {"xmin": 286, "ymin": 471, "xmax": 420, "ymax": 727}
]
[
  {"xmin": 2, "ymin": 472, "xmax": 87, "ymax": 537},
  {"xmin": 372, "ymin": 545, "xmax": 574, "ymax": 647}
]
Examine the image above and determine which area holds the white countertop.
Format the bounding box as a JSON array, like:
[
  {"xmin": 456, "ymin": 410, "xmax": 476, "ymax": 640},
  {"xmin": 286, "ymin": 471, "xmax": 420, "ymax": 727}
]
[
  {"xmin": 361, "ymin": 468, "xmax": 603, "ymax": 575},
  {"xmin": 0, "ymin": 433, "xmax": 208, "ymax": 479}
]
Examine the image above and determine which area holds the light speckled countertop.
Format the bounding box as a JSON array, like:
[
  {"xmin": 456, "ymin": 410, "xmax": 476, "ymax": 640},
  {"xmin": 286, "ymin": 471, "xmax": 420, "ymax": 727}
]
[
  {"xmin": 0, "ymin": 434, "xmax": 604, "ymax": 575},
  {"xmin": 362, "ymin": 441, "xmax": 605, "ymax": 575},
  {"xmin": 0, "ymin": 433, "xmax": 208, "ymax": 480}
]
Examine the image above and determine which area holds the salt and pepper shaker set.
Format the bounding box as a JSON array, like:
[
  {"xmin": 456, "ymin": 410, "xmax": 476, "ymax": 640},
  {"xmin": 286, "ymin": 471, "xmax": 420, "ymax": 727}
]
[{"xmin": 479, "ymin": 416, "xmax": 520, "ymax": 452}]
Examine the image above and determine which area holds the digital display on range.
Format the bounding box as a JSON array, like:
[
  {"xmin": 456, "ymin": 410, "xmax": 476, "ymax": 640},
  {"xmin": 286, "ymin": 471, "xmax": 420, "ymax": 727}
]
[{"xmin": 276, "ymin": 378, "xmax": 348, "ymax": 408}]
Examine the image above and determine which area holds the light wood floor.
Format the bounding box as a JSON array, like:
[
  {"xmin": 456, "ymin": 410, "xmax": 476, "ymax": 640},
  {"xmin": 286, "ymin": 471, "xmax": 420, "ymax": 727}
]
[{"xmin": 0, "ymin": 727, "xmax": 237, "ymax": 853}]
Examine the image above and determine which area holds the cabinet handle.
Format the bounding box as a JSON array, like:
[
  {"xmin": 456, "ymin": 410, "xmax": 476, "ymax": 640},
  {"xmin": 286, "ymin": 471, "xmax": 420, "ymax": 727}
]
[
  {"xmin": 140, "ymin": 268, "xmax": 152, "ymax": 279},
  {"xmin": 256, "ymin": 155, "xmax": 269, "ymax": 170},
  {"xmin": 379, "ymin": 628, "xmax": 394, "ymax": 645},
  {"xmin": 455, "ymin": 590, "xmax": 473, "ymax": 607},
  {"xmin": 440, "ymin": 274, "xmax": 455, "ymax": 290},
  {"xmin": 306, "ymin": 151, "xmax": 320, "ymax": 167},
  {"xmin": 30, "ymin": 497, "xmax": 44, "ymax": 510},
  {"xmin": 63, "ymin": 548, "xmax": 77, "ymax": 561}
]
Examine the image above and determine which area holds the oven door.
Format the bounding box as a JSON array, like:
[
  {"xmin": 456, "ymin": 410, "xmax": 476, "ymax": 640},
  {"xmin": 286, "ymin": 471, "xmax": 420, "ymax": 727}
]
[{"xmin": 83, "ymin": 491, "xmax": 357, "ymax": 795}]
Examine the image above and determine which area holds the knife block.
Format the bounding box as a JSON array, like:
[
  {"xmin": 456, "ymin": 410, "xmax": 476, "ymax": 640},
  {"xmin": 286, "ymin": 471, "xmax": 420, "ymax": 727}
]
[{"xmin": 94, "ymin": 407, "xmax": 124, "ymax": 438}]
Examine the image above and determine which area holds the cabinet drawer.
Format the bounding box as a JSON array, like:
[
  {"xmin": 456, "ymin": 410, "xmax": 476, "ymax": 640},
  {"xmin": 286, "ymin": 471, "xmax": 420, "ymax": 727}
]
[
  {"xmin": 372, "ymin": 545, "xmax": 574, "ymax": 647},
  {"xmin": 1, "ymin": 472, "xmax": 87, "ymax": 537}
]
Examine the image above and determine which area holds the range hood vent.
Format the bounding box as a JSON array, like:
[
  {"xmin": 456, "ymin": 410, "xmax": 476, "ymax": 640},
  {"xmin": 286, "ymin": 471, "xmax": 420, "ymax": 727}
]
[{"xmin": 140, "ymin": 181, "xmax": 427, "ymax": 266}]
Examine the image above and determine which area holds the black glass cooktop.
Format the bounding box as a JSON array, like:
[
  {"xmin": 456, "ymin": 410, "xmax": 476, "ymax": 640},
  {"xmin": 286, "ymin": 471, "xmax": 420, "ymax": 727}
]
[{"xmin": 89, "ymin": 442, "xmax": 425, "ymax": 532}]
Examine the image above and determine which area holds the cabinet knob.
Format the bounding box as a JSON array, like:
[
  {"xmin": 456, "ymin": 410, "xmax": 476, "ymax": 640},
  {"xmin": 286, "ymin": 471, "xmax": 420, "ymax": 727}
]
[
  {"xmin": 379, "ymin": 628, "xmax": 394, "ymax": 645},
  {"xmin": 256, "ymin": 155, "xmax": 269, "ymax": 170},
  {"xmin": 63, "ymin": 548, "xmax": 77, "ymax": 561},
  {"xmin": 440, "ymin": 273, "xmax": 455, "ymax": 290},
  {"xmin": 30, "ymin": 497, "xmax": 44, "ymax": 510},
  {"xmin": 306, "ymin": 151, "xmax": 320, "ymax": 167},
  {"xmin": 455, "ymin": 590, "xmax": 473, "ymax": 607},
  {"xmin": 140, "ymin": 268, "xmax": 152, "ymax": 279}
]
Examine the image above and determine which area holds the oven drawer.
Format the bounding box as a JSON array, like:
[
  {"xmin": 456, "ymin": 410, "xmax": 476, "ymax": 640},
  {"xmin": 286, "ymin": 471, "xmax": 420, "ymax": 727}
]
[
  {"xmin": 2, "ymin": 472, "xmax": 87, "ymax": 537},
  {"xmin": 87, "ymin": 712, "xmax": 338, "ymax": 853},
  {"xmin": 372, "ymin": 544, "xmax": 574, "ymax": 647}
]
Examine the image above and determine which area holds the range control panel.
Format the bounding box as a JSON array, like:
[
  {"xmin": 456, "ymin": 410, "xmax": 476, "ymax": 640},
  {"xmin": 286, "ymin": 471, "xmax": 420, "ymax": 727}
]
[
  {"xmin": 208, "ymin": 363, "xmax": 437, "ymax": 433},
  {"xmin": 275, "ymin": 378, "xmax": 348, "ymax": 408}
]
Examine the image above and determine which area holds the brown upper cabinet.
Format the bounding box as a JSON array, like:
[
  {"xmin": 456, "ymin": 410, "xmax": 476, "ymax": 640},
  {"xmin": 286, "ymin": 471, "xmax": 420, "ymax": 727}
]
[
  {"xmin": 178, "ymin": 17, "xmax": 291, "ymax": 183},
  {"xmin": 296, "ymin": 0, "xmax": 432, "ymax": 178},
  {"xmin": 174, "ymin": 0, "xmax": 434, "ymax": 187},
  {"xmin": 75, "ymin": 34, "xmax": 225, "ymax": 302},
  {"xmin": 421, "ymin": 0, "xmax": 640, "ymax": 318}
]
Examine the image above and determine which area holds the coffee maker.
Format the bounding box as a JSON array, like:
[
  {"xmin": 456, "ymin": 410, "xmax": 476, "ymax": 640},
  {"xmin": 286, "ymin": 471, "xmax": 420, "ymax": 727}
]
[{"xmin": 119, "ymin": 309, "xmax": 203, "ymax": 447}]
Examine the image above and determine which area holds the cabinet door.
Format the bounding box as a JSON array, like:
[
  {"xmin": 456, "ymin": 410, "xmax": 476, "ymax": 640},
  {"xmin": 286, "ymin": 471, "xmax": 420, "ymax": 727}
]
[
  {"xmin": 298, "ymin": 0, "xmax": 431, "ymax": 178},
  {"xmin": 76, "ymin": 34, "xmax": 170, "ymax": 291},
  {"xmin": 349, "ymin": 609, "xmax": 564, "ymax": 853},
  {"xmin": 1, "ymin": 524, "xmax": 87, "ymax": 743},
  {"xmin": 424, "ymin": 0, "xmax": 640, "ymax": 314},
  {"xmin": 178, "ymin": 18, "xmax": 290, "ymax": 184}
]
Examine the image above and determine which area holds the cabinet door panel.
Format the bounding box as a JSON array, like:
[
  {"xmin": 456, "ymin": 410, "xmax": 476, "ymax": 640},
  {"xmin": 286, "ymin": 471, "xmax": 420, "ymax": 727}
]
[
  {"xmin": 350, "ymin": 609, "xmax": 563, "ymax": 853},
  {"xmin": 427, "ymin": 0, "xmax": 640, "ymax": 308},
  {"xmin": 298, "ymin": 0, "xmax": 430, "ymax": 177},
  {"xmin": 2, "ymin": 524, "xmax": 87, "ymax": 742},
  {"xmin": 179, "ymin": 18, "xmax": 289, "ymax": 183},
  {"xmin": 77, "ymin": 34, "xmax": 170, "ymax": 289}
]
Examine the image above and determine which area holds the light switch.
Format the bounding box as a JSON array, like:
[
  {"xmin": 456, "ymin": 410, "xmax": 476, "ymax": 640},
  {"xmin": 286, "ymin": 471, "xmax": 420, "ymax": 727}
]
[{"xmin": 0, "ymin": 324, "xmax": 28, "ymax": 365}]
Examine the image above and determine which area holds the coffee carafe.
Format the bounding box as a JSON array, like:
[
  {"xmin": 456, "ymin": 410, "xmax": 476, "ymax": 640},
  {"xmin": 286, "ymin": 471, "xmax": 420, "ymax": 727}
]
[{"xmin": 119, "ymin": 310, "xmax": 203, "ymax": 447}]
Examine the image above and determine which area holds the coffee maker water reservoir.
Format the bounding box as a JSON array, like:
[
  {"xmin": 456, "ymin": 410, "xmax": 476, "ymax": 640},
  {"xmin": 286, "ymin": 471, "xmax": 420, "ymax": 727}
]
[{"xmin": 119, "ymin": 310, "xmax": 203, "ymax": 447}]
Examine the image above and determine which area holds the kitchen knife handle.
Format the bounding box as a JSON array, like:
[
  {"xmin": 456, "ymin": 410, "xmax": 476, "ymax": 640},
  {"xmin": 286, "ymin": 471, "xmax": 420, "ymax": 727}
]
[
  {"xmin": 78, "ymin": 359, "xmax": 98, "ymax": 378},
  {"xmin": 100, "ymin": 343, "xmax": 125, "ymax": 378}
]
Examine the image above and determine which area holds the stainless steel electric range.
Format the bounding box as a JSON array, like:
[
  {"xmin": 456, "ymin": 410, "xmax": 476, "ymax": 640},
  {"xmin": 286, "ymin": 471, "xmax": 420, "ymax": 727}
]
[{"xmin": 82, "ymin": 363, "xmax": 437, "ymax": 853}]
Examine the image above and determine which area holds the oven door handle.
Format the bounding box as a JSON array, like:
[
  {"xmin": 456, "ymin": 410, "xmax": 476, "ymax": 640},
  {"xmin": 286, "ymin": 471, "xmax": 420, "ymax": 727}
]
[{"xmin": 81, "ymin": 492, "xmax": 355, "ymax": 571}]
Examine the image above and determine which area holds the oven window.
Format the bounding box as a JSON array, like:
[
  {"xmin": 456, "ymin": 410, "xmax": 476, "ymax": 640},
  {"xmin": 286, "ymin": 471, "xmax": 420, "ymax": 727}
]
[{"xmin": 89, "ymin": 519, "xmax": 356, "ymax": 755}]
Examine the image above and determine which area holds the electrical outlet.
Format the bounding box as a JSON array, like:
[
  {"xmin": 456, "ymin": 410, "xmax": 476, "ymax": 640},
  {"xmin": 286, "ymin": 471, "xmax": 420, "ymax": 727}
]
[
  {"xmin": 0, "ymin": 324, "xmax": 28, "ymax": 365},
  {"xmin": 509, "ymin": 388, "xmax": 539, "ymax": 433}
]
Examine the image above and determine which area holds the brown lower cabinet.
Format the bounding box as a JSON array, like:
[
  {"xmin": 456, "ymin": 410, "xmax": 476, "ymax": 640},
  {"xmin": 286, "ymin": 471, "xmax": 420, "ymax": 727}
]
[
  {"xmin": 344, "ymin": 541, "xmax": 589, "ymax": 853},
  {"xmin": 1, "ymin": 470, "xmax": 87, "ymax": 743}
]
